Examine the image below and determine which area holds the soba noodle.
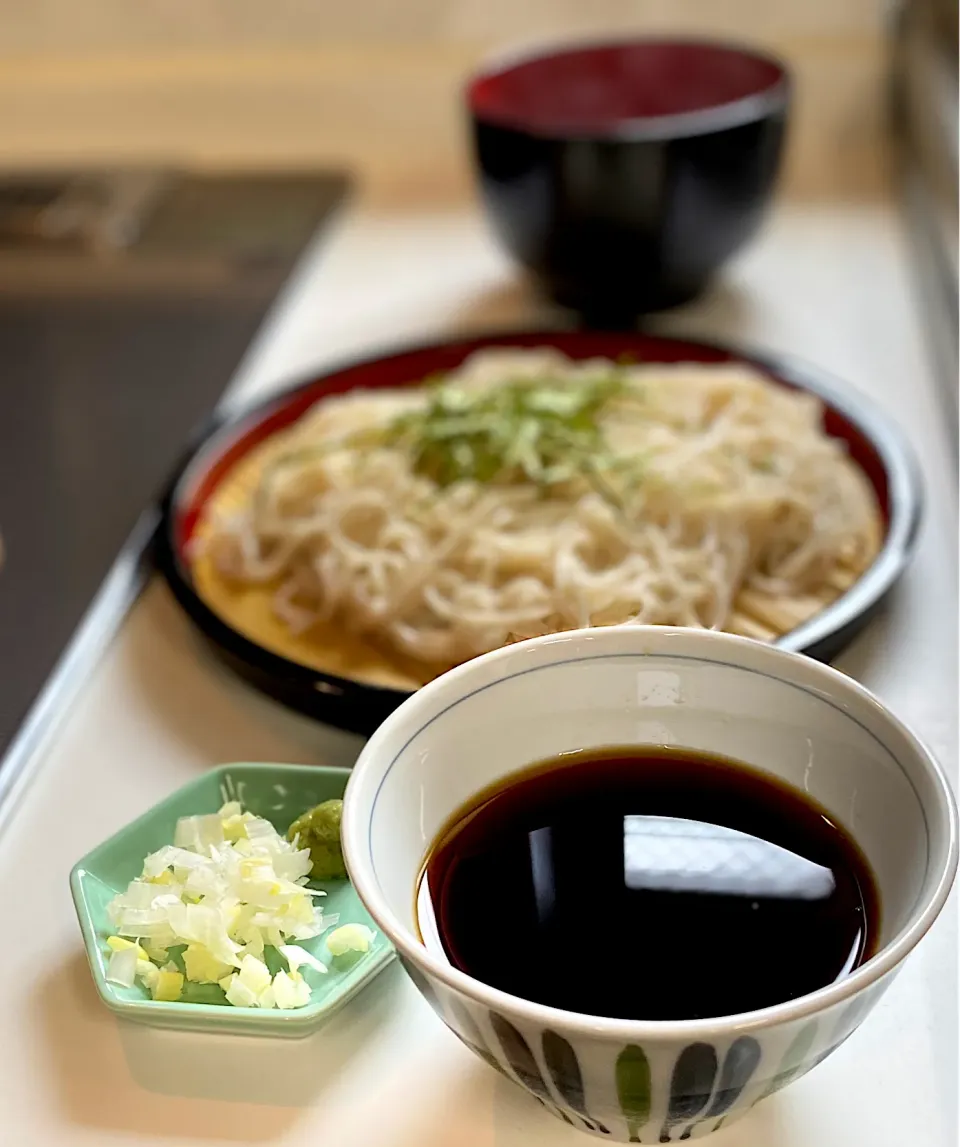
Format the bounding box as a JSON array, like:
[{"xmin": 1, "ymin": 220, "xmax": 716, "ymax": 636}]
[{"xmin": 202, "ymin": 349, "xmax": 880, "ymax": 669}]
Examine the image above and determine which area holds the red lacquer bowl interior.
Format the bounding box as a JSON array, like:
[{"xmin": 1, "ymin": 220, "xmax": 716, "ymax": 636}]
[
  {"xmin": 467, "ymin": 41, "xmax": 787, "ymax": 134},
  {"xmin": 175, "ymin": 330, "xmax": 891, "ymax": 560}
]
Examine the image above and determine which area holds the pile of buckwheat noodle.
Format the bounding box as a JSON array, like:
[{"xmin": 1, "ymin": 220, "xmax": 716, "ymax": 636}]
[{"xmin": 203, "ymin": 348, "xmax": 880, "ymax": 670}]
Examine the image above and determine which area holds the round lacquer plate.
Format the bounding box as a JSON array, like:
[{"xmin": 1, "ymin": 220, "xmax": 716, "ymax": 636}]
[{"xmin": 155, "ymin": 330, "xmax": 922, "ymax": 736}]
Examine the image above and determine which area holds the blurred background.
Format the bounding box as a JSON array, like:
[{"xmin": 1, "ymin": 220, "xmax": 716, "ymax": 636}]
[
  {"xmin": 3, "ymin": 0, "xmax": 952, "ymax": 405},
  {"xmin": 0, "ymin": 0, "xmax": 947, "ymax": 205}
]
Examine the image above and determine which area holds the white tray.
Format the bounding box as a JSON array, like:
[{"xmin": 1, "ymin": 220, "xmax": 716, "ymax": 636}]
[{"xmin": 0, "ymin": 205, "xmax": 954, "ymax": 1147}]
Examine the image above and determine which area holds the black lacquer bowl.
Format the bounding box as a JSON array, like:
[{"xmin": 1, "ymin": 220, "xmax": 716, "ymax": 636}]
[
  {"xmin": 156, "ymin": 330, "xmax": 922, "ymax": 737},
  {"xmin": 467, "ymin": 39, "xmax": 791, "ymax": 321}
]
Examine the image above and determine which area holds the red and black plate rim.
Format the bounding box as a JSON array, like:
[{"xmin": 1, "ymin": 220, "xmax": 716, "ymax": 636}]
[{"xmin": 155, "ymin": 330, "xmax": 923, "ymax": 735}]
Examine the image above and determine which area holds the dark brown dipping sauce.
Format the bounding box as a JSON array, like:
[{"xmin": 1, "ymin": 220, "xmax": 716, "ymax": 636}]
[{"xmin": 419, "ymin": 748, "xmax": 879, "ymax": 1021}]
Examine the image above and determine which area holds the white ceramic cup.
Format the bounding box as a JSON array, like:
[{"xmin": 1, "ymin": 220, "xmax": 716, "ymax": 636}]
[{"xmin": 342, "ymin": 626, "xmax": 957, "ymax": 1142}]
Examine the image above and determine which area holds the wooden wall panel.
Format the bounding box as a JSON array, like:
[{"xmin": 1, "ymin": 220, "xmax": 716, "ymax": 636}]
[{"xmin": 0, "ymin": 1, "xmax": 894, "ymax": 202}]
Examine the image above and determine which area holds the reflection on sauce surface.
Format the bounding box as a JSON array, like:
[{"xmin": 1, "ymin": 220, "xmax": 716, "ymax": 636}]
[{"xmin": 419, "ymin": 748, "xmax": 878, "ymax": 1021}]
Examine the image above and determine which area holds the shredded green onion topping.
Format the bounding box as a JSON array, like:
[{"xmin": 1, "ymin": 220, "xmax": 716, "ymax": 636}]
[
  {"xmin": 382, "ymin": 373, "xmax": 635, "ymax": 492},
  {"xmin": 259, "ymin": 370, "xmax": 644, "ymax": 512}
]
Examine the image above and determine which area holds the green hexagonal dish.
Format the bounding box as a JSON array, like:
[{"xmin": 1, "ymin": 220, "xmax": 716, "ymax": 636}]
[{"xmin": 70, "ymin": 762, "xmax": 394, "ymax": 1038}]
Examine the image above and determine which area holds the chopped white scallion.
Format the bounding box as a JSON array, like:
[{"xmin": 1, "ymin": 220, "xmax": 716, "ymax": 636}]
[
  {"xmin": 272, "ymin": 970, "xmax": 311, "ymax": 1010},
  {"xmin": 104, "ymin": 800, "xmax": 331, "ymax": 1009},
  {"xmin": 174, "ymin": 813, "xmax": 225, "ymax": 852},
  {"xmin": 326, "ymin": 924, "xmax": 376, "ymax": 957},
  {"xmin": 105, "ymin": 946, "xmax": 138, "ymax": 987},
  {"xmin": 106, "ymin": 936, "xmax": 147, "ymax": 960},
  {"xmin": 224, "ymin": 976, "xmax": 259, "ymax": 1009},
  {"xmin": 151, "ymin": 969, "xmax": 184, "ymax": 1001},
  {"xmin": 237, "ymin": 954, "xmax": 272, "ymax": 996},
  {"xmin": 279, "ymin": 944, "xmax": 328, "ymax": 975}
]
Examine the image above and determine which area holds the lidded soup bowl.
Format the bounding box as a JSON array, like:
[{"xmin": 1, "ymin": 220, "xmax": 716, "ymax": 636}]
[{"xmin": 342, "ymin": 626, "xmax": 957, "ymax": 1141}]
